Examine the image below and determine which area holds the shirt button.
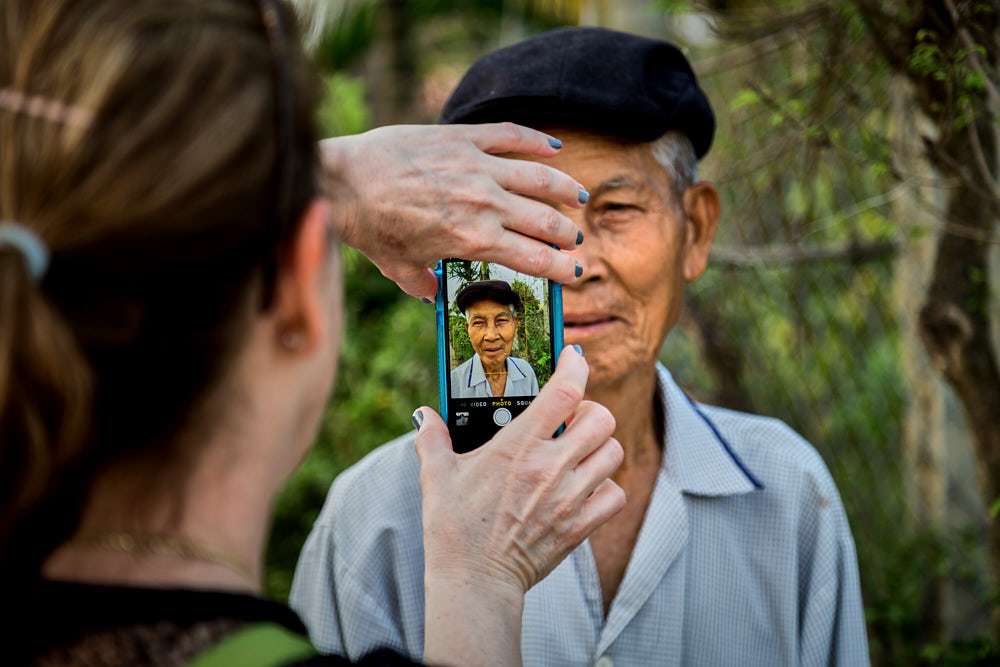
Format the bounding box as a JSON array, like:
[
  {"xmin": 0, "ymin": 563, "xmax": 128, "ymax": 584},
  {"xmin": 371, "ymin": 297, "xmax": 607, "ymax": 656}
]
[{"xmin": 594, "ymin": 657, "xmax": 613, "ymax": 667}]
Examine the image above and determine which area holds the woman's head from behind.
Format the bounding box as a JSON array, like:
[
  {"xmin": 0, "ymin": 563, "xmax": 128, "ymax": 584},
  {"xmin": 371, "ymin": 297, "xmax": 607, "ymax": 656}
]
[{"xmin": 0, "ymin": 0, "xmax": 339, "ymax": 575}]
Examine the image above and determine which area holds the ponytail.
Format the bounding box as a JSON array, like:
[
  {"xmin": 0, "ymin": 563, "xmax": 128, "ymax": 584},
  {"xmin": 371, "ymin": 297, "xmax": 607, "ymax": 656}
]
[
  {"xmin": 0, "ymin": 242, "xmax": 93, "ymax": 569},
  {"xmin": 0, "ymin": 0, "xmax": 321, "ymax": 578}
]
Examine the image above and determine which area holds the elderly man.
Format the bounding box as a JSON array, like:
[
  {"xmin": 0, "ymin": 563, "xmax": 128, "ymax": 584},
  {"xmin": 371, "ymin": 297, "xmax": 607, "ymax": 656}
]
[
  {"xmin": 451, "ymin": 280, "xmax": 540, "ymax": 398},
  {"xmin": 292, "ymin": 27, "xmax": 870, "ymax": 666}
]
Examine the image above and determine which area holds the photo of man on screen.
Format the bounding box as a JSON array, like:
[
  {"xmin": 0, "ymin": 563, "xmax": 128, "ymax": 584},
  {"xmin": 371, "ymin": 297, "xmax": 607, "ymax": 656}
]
[{"xmin": 450, "ymin": 280, "xmax": 540, "ymax": 399}]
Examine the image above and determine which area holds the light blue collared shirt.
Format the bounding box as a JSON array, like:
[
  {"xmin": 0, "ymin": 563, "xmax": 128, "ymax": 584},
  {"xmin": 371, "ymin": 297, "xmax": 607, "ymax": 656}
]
[
  {"xmin": 291, "ymin": 363, "xmax": 870, "ymax": 666},
  {"xmin": 449, "ymin": 353, "xmax": 540, "ymax": 398}
]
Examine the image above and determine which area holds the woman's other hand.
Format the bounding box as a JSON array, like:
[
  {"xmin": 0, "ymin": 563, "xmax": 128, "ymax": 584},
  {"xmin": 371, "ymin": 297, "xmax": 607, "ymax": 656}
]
[
  {"xmin": 321, "ymin": 123, "xmax": 587, "ymax": 300},
  {"xmin": 414, "ymin": 345, "xmax": 625, "ymax": 666}
]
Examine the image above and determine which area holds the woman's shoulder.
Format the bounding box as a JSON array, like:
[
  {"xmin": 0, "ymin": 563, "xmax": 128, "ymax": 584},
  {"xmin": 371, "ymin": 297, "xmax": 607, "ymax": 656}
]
[{"xmin": 16, "ymin": 580, "xmax": 320, "ymax": 666}]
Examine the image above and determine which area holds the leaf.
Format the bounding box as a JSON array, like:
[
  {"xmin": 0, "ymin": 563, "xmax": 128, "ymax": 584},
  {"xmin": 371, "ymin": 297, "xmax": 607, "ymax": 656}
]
[
  {"xmin": 963, "ymin": 72, "xmax": 986, "ymax": 94},
  {"xmin": 990, "ymin": 496, "xmax": 1000, "ymax": 518},
  {"xmin": 730, "ymin": 89, "xmax": 760, "ymax": 111}
]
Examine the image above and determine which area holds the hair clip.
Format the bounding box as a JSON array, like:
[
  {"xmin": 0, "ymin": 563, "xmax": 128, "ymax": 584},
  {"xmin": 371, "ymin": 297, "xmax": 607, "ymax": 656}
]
[
  {"xmin": 0, "ymin": 222, "xmax": 50, "ymax": 281},
  {"xmin": 0, "ymin": 87, "xmax": 94, "ymax": 130}
]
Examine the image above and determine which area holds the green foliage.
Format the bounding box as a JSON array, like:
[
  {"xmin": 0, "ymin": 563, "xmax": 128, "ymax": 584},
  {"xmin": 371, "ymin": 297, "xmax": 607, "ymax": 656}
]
[
  {"xmin": 316, "ymin": 74, "xmax": 370, "ymax": 138},
  {"xmin": 449, "ymin": 311, "xmax": 474, "ymax": 364},
  {"xmin": 907, "ymin": 27, "xmax": 991, "ymax": 129},
  {"xmin": 653, "ymin": 0, "xmax": 690, "ymax": 16},
  {"xmin": 314, "ymin": 2, "xmax": 377, "ymax": 72},
  {"xmin": 909, "ymin": 31, "xmax": 946, "ymax": 79},
  {"xmin": 918, "ymin": 637, "xmax": 1000, "ymax": 665},
  {"xmin": 510, "ymin": 280, "xmax": 552, "ymax": 385},
  {"xmin": 662, "ymin": 1, "xmax": 994, "ymax": 661},
  {"xmin": 729, "ymin": 88, "xmax": 760, "ymax": 111}
]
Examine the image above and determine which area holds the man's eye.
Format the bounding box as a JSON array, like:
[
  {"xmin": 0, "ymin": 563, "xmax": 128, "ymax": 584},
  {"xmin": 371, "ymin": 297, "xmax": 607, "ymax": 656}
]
[{"xmin": 604, "ymin": 202, "xmax": 635, "ymax": 211}]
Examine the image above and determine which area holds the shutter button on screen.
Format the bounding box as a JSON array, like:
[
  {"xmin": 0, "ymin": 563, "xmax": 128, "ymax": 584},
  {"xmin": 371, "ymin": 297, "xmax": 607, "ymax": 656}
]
[{"xmin": 493, "ymin": 407, "xmax": 512, "ymax": 426}]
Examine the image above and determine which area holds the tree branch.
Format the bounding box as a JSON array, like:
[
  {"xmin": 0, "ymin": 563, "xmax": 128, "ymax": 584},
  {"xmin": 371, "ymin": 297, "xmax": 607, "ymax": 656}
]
[
  {"xmin": 941, "ymin": 0, "xmax": 1000, "ymax": 110},
  {"xmin": 710, "ymin": 240, "xmax": 898, "ymax": 266}
]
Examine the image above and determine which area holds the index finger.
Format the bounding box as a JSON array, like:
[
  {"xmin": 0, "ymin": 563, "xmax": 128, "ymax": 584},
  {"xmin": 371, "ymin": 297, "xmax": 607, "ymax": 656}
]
[
  {"xmin": 463, "ymin": 122, "xmax": 567, "ymax": 158},
  {"xmin": 505, "ymin": 345, "xmax": 588, "ymax": 440}
]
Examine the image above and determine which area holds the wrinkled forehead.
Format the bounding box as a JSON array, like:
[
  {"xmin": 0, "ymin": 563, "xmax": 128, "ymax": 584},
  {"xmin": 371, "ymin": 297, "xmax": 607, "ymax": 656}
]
[
  {"xmin": 465, "ymin": 299, "xmax": 515, "ymax": 318},
  {"xmin": 515, "ymin": 124, "xmax": 673, "ymax": 199}
]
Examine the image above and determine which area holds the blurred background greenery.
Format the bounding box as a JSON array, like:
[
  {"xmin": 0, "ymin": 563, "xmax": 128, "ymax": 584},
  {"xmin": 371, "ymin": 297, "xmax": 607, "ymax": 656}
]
[{"xmin": 269, "ymin": 1, "xmax": 1000, "ymax": 664}]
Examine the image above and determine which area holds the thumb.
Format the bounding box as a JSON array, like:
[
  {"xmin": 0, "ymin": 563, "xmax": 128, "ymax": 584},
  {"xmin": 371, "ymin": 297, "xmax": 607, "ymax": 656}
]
[
  {"xmin": 412, "ymin": 407, "xmax": 454, "ymax": 476},
  {"xmin": 387, "ymin": 265, "xmax": 439, "ymax": 300}
]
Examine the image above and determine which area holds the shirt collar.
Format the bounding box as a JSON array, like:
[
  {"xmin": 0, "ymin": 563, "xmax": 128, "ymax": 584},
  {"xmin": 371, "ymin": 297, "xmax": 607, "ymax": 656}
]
[
  {"xmin": 468, "ymin": 353, "xmax": 486, "ymax": 388},
  {"xmin": 657, "ymin": 363, "xmax": 764, "ymax": 496},
  {"xmin": 469, "ymin": 353, "xmax": 522, "ymax": 387}
]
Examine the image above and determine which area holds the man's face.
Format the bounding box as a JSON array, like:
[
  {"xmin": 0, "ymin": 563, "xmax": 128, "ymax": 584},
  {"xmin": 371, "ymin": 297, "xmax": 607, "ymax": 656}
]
[
  {"xmin": 464, "ymin": 298, "xmax": 518, "ymax": 366},
  {"xmin": 517, "ymin": 127, "xmax": 718, "ymax": 389}
]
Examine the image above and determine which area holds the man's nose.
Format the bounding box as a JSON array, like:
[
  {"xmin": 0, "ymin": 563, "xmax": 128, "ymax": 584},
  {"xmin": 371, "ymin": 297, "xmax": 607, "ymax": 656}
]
[{"xmin": 567, "ymin": 210, "xmax": 606, "ymax": 285}]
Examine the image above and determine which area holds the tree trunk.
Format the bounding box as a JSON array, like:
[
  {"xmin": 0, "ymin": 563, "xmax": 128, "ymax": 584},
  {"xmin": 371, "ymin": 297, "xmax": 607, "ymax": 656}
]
[
  {"xmin": 856, "ymin": 0, "xmax": 1000, "ymax": 639},
  {"xmin": 917, "ymin": 115, "xmax": 1000, "ymax": 637},
  {"xmin": 367, "ymin": 0, "xmax": 417, "ymax": 126}
]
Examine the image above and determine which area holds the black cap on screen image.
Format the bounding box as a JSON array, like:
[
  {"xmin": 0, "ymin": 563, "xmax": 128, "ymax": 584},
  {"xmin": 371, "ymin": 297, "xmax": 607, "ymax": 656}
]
[
  {"xmin": 456, "ymin": 280, "xmax": 521, "ymax": 314},
  {"xmin": 439, "ymin": 26, "xmax": 715, "ymax": 158}
]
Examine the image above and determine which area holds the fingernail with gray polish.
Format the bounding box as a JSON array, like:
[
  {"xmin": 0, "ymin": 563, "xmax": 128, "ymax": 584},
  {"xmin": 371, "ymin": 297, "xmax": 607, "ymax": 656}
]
[
  {"xmin": 575, "ymin": 263, "xmax": 583, "ymax": 278},
  {"xmin": 578, "ymin": 189, "xmax": 590, "ymax": 204},
  {"xmin": 573, "ymin": 344, "xmax": 583, "ymax": 357},
  {"xmin": 421, "ymin": 297, "xmax": 433, "ymax": 304},
  {"xmin": 548, "ymin": 137, "xmax": 563, "ymax": 149},
  {"xmin": 576, "ymin": 230, "xmax": 584, "ymax": 246},
  {"xmin": 411, "ymin": 409, "xmax": 424, "ymax": 431}
]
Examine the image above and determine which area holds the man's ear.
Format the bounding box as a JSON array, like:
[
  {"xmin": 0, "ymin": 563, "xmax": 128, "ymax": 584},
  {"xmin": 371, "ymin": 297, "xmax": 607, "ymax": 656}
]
[
  {"xmin": 681, "ymin": 182, "xmax": 720, "ymax": 282},
  {"xmin": 272, "ymin": 197, "xmax": 333, "ymax": 355}
]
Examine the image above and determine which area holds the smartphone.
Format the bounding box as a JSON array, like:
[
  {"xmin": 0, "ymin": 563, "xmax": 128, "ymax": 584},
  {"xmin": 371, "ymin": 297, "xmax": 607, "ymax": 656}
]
[{"xmin": 436, "ymin": 259, "xmax": 564, "ymax": 453}]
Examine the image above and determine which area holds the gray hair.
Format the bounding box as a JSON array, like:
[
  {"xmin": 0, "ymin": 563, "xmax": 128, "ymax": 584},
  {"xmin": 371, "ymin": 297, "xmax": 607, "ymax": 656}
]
[
  {"xmin": 649, "ymin": 130, "xmax": 698, "ymax": 209},
  {"xmin": 289, "ymin": 0, "xmax": 334, "ymax": 51}
]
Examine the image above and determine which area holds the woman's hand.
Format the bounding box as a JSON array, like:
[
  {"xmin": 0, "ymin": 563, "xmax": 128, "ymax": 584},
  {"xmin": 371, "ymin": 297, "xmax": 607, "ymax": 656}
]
[
  {"xmin": 320, "ymin": 123, "xmax": 587, "ymax": 300},
  {"xmin": 414, "ymin": 346, "xmax": 625, "ymax": 666}
]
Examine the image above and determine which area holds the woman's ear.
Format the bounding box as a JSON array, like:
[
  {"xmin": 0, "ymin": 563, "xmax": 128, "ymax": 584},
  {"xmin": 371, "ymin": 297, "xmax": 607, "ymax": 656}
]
[
  {"xmin": 681, "ymin": 182, "xmax": 720, "ymax": 282},
  {"xmin": 272, "ymin": 197, "xmax": 334, "ymax": 355}
]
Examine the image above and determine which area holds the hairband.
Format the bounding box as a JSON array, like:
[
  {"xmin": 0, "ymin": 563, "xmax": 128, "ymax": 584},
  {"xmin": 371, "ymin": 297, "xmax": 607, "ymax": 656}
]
[
  {"xmin": 0, "ymin": 87, "xmax": 94, "ymax": 130},
  {"xmin": 0, "ymin": 223, "xmax": 50, "ymax": 281}
]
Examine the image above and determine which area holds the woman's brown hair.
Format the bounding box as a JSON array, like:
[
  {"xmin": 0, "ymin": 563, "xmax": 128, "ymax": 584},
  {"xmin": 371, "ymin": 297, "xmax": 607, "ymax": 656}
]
[{"xmin": 0, "ymin": 0, "xmax": 320, "ymax": 575}]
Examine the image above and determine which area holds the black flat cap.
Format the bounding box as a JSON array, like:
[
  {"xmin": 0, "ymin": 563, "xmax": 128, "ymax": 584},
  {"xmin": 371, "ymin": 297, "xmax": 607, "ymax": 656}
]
[
  {"xmin": 440, "ymin": 26, "xmax": 714, "ymax": 158},
  {"xmin": 456, "ymin": 280, "xmax": 521, "ymax": 314}
]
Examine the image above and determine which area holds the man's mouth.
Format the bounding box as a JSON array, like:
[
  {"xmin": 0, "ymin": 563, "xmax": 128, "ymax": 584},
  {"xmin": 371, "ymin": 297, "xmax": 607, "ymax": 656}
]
[{"xmin": 563, "ymin": 312, "xmax": 620, "ymax": 336}]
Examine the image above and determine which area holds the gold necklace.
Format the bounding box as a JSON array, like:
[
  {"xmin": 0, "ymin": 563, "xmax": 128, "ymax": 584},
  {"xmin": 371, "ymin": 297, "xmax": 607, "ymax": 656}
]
[{"xmin": 69, "ymin": 531, "xmax": 255, "ymax": 583}]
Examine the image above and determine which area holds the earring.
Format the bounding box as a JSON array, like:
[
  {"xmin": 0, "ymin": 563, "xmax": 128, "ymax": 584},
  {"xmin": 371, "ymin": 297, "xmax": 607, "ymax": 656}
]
[{"xmin": 281, "ymin": 329, "xmax": 304, "ymax": 350}]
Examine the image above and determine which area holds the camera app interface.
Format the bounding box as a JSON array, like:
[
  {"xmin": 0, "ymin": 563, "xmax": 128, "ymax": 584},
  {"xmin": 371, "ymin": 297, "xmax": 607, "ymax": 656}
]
[{"xmin": 444, "ymin": 260, "xmax": 555, "ymax": 449}]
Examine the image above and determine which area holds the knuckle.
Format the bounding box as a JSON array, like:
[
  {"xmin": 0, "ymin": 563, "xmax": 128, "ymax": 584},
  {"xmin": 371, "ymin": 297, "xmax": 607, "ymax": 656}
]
[
  {"xmin": 548, "ymin": 499, "xmax": 578, "ymax": 534},
  {"xmin": 596, "ymin": 407, "xmax": 617, "ymax": 438},
  {"xmin": 549, "ymin": 379, "xmax": 584, "ymax": 408},
  {"xmin": 533, "ymin": 163, "xmax": 552, "ymax": 192},
  {"xmin": 499, "ymin": 121, "xmax": 522, "ymax": 144},
  {"xmin": 540, "ymin": 207, "xmax": 561, "ymax": 237},
  {"xmin": 607, "ymin": 438, "xmax": 625, "ymax": 467},
  {"xmin": 524, "ymin": 244, "xmax": 553, "ymax": 276},
  {"xmin": 612, "ymin": 483, "xmax": 627, "ymax": 507},
  {"xmin": 523, "ymin": 463, "xmax": 560, "ymax": 493},
  {"xmin": 551, "ymin": 515, "xmax": 575, "ymax": 538},
  {"xmin": 463, "ymin": 229, "xmax": 493, "ymax": 257}
]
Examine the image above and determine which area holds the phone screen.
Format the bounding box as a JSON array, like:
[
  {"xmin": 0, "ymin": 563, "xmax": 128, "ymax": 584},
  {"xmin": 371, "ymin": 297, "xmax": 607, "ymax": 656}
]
[{"xmin": 437, "ymin": 259, "xmax": 563, "ymax": 453}]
